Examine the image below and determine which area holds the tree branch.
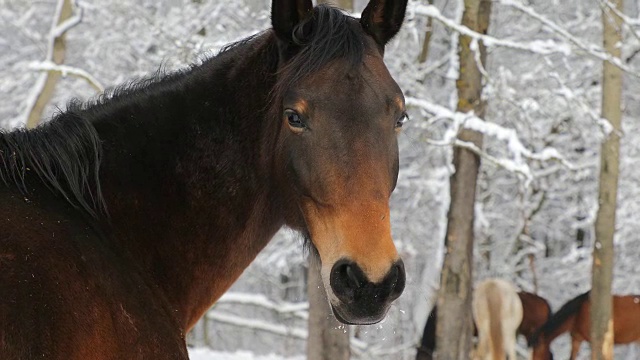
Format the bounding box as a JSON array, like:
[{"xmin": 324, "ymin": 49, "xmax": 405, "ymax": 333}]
[
  {"xmin": 28, "ymin": 61, "xmax": 104, "ymax": 93},
  {"xmin": 23, "ymin": 0, "xmax": 82, "ymax": 129},
  {"xmin": 406, "ymin": 96, "xmax": 576, "ymax": 183},
  {"xmin": 413, "ymin": 2, "xmax": 640, "ymax": 77}
]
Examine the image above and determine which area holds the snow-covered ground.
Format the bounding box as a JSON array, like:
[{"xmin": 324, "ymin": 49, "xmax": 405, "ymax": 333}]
[{"xmin": 188, "ymin": 348, "xmax": 304, "ymax": 360}]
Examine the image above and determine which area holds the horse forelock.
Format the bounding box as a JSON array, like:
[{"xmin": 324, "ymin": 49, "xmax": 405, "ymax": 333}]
[{"xmin": 272, "ymin": 5, "xmax": 367, "ymax": 102}]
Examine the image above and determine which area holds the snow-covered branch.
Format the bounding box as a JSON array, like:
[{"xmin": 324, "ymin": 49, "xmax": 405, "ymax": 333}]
[
  {"xmin": 413, "ymin": 4, "xmax": 572, "ymax": 56},
  {"xmin": 454, "ymin": 139, "xmax": 533, "ymax": 183},
  {"xmin": 207, "ymin": 312, "xmax": 308, "ymax": 340},
  {"xmin": 599, "ymin": 0, "xmax": 640, "ymax": 36},
  {"xmin": 23, "ymin": 0, "xmax": 82, "ymax": 128},
  {"xmin": 207, "ymin": 311, "xmax": 369, "ymax": 351},
  {"xmin": 355, "ymin": 340, "xmax": 419, "ymax": 358},
  {"xmin": 414, "ymin": 2, "xmax": 640, "ymax": 77},
  {"xmin": 51, "ymin": 9, "xmax": 82, "ymax": 38},
  {"xmin": 406, "ymin": 96, "xmax": 575, "ymax": 182},
  {"xmin": 216, "ymin": 292, "xmax": 308, "ymax": 320},
  {"xmin": 498, "ymin": 0, "xmax": 640, "ymax": 77},
  {"xmin": 28, "ymin": 61, "xmax": 103, "ymax": 92}
]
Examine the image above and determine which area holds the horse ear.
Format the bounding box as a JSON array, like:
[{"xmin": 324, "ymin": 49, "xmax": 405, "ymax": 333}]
[
  {"xmin": 271, "ymin": 0, "xmax": 314, "ymax": 43},
  {"xmin": 360, "ymin": 0, "xmax": 408, "ymax": 48}
]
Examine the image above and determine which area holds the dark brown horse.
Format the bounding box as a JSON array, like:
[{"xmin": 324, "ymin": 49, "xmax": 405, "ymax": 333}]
[
  {"xmin": 518, "ymin": 291, "xmax": 553, "ymax": 342},
  {"xmin": 0, "ymin": 0, "xmax": 409, "ymax": 358},
  {"xmin": 530, "ymin": 291, "xmax": 640, "ymax": 360},
  {"xmin": 416, "ymin": 291, "xmax": 552, "ymax": 360}
]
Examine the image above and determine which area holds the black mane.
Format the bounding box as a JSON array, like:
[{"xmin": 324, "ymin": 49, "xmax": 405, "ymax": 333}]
[
  {"xmin": 529, "ymin": 291, "xmax": 590, "ymax": 347},
  {"xmin": 0, "ymin": 113, "xmax": 104, "ymax": 218},
  {"xmin": 0, "ymin": 4, "xmax": 367, "ymax": 221}
]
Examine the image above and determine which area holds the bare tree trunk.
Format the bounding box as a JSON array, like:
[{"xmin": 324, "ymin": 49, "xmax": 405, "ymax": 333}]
[
  {"xmin": 203, "ymin": 313, "xmax": 210, "ymax": 347},
  {"xmin": 591, "ymin": 1, "xmax": 623, "ymax": 359},
  {"xmin": 528, "ymin": 254, "xmax": 538, "ymax": 294},
  {"xmin": 317, "ymin": 0, "xmax": 353, "ymax": 10},
  {"xmin": 307, "ymin": 254, "xmax": 350, "ymax": 360},
  {"xmin": 26, "ymin": 0, "xmax": 75, "ymax": 129},
  {"xmin": 418, "ymin": 0, "xmax": 435, "ymax": 63},
  {"xmin": 435, "ymin": 0, "xmax": 491, "ymax": 359}
]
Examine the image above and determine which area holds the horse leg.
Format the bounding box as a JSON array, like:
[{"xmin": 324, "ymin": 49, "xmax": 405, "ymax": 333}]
[
  {"xmin": 475, "ymin": 332, "xmax": 488, "ymax": 360},
  {"xmin": 501, "ymin": 322, "xmax": 518, "ymax": 360},
  {"xmin": 506, "ymin": 333, "xmax": 517, "ymax": 360},
  {"xmin": 505, "ymin": 301, "xmax": 521, "ymax": 359},
  {"xmin": 569, "ymin": 335, "xmax": 581, "ymax": 360}
]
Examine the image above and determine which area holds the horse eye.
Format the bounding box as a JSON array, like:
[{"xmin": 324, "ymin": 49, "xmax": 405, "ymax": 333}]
[
  {"xmin": 285, "ymin": 109, "xmax": 305, "ymax": 130},
  {"xmin": 396, "ymin": 112, "xmax": 409, "ymax": 129}
]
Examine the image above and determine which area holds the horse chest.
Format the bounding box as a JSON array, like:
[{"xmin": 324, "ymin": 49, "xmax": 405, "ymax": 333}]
[{"xmin": 0, "ymin": 197, "xmax": 188, "ymax": 359}]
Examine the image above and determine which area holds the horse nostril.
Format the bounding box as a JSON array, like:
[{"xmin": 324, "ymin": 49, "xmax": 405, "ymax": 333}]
[
  {"xmin": 330, "ymin": 259, "xmax": 405, "ymax": 304},
  {"xmin": 330, "ymin": 260, "xmax": 368, "ymax": 302},
  {"xmin": 388, "ymin": 265, "xmax": 399, "ymax": 289},
  {"xmin": 389, "ymin": 260, "xmax": 406, "ymax": 299},
  {"xmin": 346, "ymin": 264, "xmax": 361, "ymax": 289}
]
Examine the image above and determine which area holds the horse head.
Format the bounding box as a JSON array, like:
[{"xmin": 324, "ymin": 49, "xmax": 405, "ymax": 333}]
[{"xmin": 271, "ymin": 0, "xmax": 408, "ymax": 325}]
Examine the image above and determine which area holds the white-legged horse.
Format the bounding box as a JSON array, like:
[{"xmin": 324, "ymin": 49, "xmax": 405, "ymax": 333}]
[{"xmin": 472, "ymin": 278, "xmax": 523, "ymax": 360}]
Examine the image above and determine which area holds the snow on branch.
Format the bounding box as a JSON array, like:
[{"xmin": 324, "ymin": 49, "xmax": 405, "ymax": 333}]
[
  {"xmin": 599, "ymin": 0, "xmax": 640, "ymax": 30},
  {"xmin": 413, "ymin": 2, "xmax": 640, "ymax": 77},
  {"xmin": 216, "ymin": 292, "xmax": 308, "ymax": 320},
  {"xmin": 23, "ymin": 0, "xmax": 84, "ymax": 128},
  {"xmin": 214, "ymin": 293, "xmax": 382, "ymax": 352},
  {"xmin": 206, "ymin": 311, "xmax": 369, "ymax": 351},
  {"xmin": 601, "ymin": 0, "xmax": 640, "ymax": 25},
  {"xmin": 354, "ymin": 340, "xmax": 418, "ymax": 358},
  {"xmin": 454, "ymin": 139, "xmax": 532, "ymax": 182},
  {"xmin": 406, "ymin": 96, "xmax": 576, "ymax": 183},
  {"xmin": 28, "ymin": 61, "xmax": 103, "ymax": 92},
  {"xmin": 598, "ymin": 0, "xmax": 640, "ymax": 62},
  {"xmin": 498, "ymin": 0, "xmax": 640, "ymax": 77},
  {"xmin": 413, "ymin": 4, "xmax": 572, "ymax": 56},
  {"xmin": 207, "ymin": 312, "xmax": 308, "ymax": 340},
  {"xmin": 51, "ymin": 10, "xmax": 82, "ymax": 38}
]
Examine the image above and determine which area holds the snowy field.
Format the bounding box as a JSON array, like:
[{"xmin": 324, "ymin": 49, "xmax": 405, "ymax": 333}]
[{"xmin": 188, "ymin": 348, "xmax": 304, "ymax": 360}]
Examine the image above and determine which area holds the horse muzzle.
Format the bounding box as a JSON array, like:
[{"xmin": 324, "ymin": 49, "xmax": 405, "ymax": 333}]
[{"xmin": 328, "ymin": 258, "xmax": 405, "ymax": 325}]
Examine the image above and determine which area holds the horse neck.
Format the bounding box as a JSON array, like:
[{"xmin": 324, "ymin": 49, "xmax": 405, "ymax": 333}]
[
  {"xmin": 544, "ymin": 297, "xmax": 587, "ymax": 342},
  {"xmin": 532, "ymin": 303, "xmax": 581, "ymax": 360},
  {"xmin": 91, "ymin": 32, "xmax": 285, "ymax": 329}
]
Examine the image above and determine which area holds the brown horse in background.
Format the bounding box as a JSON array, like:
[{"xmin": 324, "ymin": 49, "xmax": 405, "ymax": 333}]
[
  {"xmin": 518, "ymin": 291, "xmax": 553, "ymax": 342},
  {"xmin": 530, "ymin": 291, "xmax": 640, "ymax": 360},
  {"xmin": 416, "ymin": 291, "xmax": 551, "ymax": 360},
  {"xmin": 0, "ymin": 0, "xmax": 410, "ymax": 358}
]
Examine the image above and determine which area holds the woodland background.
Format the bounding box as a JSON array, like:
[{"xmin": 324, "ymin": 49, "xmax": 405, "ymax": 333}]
[{"xmin": 1, "ymin": 0, "xmax": 639, "ymax": 359}]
